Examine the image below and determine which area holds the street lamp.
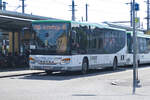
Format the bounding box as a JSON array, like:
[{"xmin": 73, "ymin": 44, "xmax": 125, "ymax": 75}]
[
  {"xmin": 132, "ymin": 0, "xmax": 141, "ymax": 95},
  {"xmin": 125, "ymin": 0, "xmax": 133, "ymax": 27}
]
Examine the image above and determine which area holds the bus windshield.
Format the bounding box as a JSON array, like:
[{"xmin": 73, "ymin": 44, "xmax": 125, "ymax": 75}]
[{"xmin": 31, "ymin": 22, "xmax": 70, "ymax": 55}]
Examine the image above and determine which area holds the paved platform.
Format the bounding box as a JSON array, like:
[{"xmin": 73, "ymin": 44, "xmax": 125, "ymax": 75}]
[
  {"xmin": 1, "ymin": 66, "xmax": 150, "ymax": 100},
  {"xmin": 0, "ymin": 68, "xmax": 44, "ymax": 78}
]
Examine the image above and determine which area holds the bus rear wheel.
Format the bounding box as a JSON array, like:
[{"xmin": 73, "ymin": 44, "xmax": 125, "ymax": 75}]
[
  {"xmin": 112, "ymin": 58, "xmax": 117, "ymax": 71},
  {"xmin": 137, "ymin": 60, "xmax": 140, "ymax": 67},
  {"xmin": 45, "ymin": 70, "xmax": 53, "ymax": 75},
  {"xmin": 81, "ymin": 59, "xmax": 88, "ymax": 74}
]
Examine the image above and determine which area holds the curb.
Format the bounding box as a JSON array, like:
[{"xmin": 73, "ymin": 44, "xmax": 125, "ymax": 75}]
[{"xmin": 0, "ymin": 70, "xmax": 44, "ymax": 78}]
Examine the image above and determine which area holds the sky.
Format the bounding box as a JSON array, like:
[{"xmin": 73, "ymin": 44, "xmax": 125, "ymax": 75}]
[{"xmin": 3, "ymin": 0, "xmax": 148, "ymax": 28}]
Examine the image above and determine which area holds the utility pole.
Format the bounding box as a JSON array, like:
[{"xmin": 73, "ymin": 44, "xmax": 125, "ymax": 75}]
[
  {"xmin": 86, "ymin": 3, "xmax": 88, "ymax": 22},
  {"xmin": 0, "ymin": 0, "xmax": 2, "ymax": 10},
  {"xmin": 69, "ymin": 0, "xmax": 77, "ymax": 21},
  {"xmin": 126, "ymin": 0, "xmax": 133, "ymax": 27},
  {"xmin": 81, "ymin": 16, "xmax": 83, "ymax": 22},
  {"xmin": 132, "ymin": 0, "xmax": 137, "ymax": 94},
  {"xmin": 72, "ymin": 0, "xmax": 75, "ymax": 21},
  {"xmin": 2, "ymin": 2, "xmax": 7, "ymax": 10},
  {"xmin": 132, "ymin": 0, "xmax": 141, "ymax": 95},
  {"xmin": 130, "ymin": 1, "xmax": 133, "ymax": 27},
  {"xmin": 147, "ymin": 0, "xmax": 150, "ymax": 30},
  {"xmin": 22, "ymin": 0, "xmax": 25, "ymax": 13}
]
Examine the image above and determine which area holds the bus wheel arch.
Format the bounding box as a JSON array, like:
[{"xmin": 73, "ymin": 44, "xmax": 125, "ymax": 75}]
[
  {"xmin": 137, "ymin": 60, "xmax": 140, "ymax": 67},
  {"xmin": 113, "ymin": 56, "xmax": 118, "ymax": 71},
  {"xmin": 81, "ymin": 57, "xmax": 89, "ymax": 74}
]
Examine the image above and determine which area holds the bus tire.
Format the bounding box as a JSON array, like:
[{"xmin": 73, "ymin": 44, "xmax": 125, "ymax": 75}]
[
  {"xmin": 81, "ymin": 59, "xmax": 88, "ymax": 74},
  {"xmin": 112, "ymin": 57, "xmax": 118, "ymax": 71},
  {"xmin": 137, "ymin": 60, "xmax": 140, "ymax": 67},
  {"xmin": 45, "ymin": 70, "xmax": 53, "ymax": 75}
]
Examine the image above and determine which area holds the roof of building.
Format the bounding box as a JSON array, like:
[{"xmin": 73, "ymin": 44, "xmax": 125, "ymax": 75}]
[{"xmin": 0, "ymin": 10, "xmax": 56, "ymax": 31}]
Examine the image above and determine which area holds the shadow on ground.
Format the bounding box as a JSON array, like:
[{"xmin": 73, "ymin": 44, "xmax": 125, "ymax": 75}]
[
  {"xmin": 18, "ymin": 67, "xmax": 127, "ymax": 81},
  {"xmin": 0, "ymin": 66, "xmax": 29, "ymax": 72}
]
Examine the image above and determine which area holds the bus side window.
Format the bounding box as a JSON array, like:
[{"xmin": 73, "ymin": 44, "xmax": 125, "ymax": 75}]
[
  {"xmin": 127, "ymin": 34, "xmax": 133, "ymax": 53},
  {"xmin": 71, "ymin": 29, "xmax": 79, "ymax": 51},
  {"xmin": 147, "ymin": 38, "xmax": 150, "ymax": 53}
]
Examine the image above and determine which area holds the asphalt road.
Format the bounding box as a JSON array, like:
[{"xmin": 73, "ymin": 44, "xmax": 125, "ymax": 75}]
[{"xmin": 1, "ymin": 65, "xmax": 150, "ymax": 100}]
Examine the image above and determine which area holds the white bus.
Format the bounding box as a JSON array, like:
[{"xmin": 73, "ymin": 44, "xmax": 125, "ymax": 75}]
[
  {"xmin": 126, "ymin": 31, "xmax": 150, "ymax": 65},
  {"xmin": 29, "ymin": 20, "xmax": 150, "ymax": 74}
]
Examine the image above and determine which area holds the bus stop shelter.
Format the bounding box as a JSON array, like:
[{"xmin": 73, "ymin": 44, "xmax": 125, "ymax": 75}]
[{"xmin": 0, "ymin": 10, "xmax": 55, "ymax": 67}]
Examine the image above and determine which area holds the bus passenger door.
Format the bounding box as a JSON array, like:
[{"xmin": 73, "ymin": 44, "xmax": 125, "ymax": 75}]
[
  {"xmin": 120, "ymin": 54, "xmax": 126, "ymax": 65},
  {"xmin": 116, "ymin": 53, "xmax": 126, "ymax": 66}
]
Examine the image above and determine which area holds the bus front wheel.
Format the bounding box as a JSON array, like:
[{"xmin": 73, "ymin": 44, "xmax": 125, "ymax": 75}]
[{"xmin": 81, "ymin": 59, "xmax": 88, "ymax": 74}]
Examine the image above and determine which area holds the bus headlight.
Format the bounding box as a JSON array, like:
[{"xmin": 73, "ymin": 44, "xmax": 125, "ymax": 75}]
[
  {"xmin": 61, "ymin": 58, "xmax": 71, "ymax": 64},
  {"xmin": 29, "ymin": 57, "xmax": 35, "ymax": 63}
]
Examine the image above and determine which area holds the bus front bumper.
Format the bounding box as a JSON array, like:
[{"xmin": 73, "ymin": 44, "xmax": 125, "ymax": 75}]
[{"xmin": 30, "ymin": 65, "xmax": 81, "ymax": 71}]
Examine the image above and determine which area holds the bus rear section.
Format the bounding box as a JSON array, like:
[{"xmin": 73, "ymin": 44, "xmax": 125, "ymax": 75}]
[{"xmin": 126, "ymin": 31, "xmax": 150, "ymax": 65}]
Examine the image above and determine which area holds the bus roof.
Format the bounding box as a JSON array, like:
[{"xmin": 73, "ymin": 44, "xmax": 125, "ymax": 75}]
[
  {"xmin": 127, "ymin": 31, "xmax": 150, "ymax": 38},
  {"xmin": 32, "ymin": 20, "xmax": 109, "ymax": 27},
  {"xmin": 32, "ymin": 20, "xmax": 126, "ymax": 31}
]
